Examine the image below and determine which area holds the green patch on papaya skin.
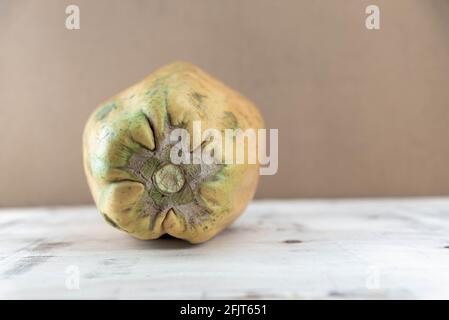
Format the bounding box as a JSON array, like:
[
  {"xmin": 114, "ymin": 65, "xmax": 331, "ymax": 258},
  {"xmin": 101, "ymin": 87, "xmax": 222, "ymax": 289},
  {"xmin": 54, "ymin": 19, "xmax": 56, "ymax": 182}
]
[
  {"xmin": 170, "ymin": 184, "xmax": 194, "ymax": 205},
  {"xmin": 101, "ymin": 212, "xmax": 124, "ymax": 231},
  {"xmin": 148, "ymin": 187, "xmax": 167, "ymax": 207},
  {"xmin": 210, "ymin": 165, "xmax": 227, "ymax": 182},
  {"xmin": 191, "ymin": 92, "xmax": 207, "ymax": 104},
  {"xmin": 189, "ymin": 92, "xmax": 208, "ymax": 118},
  {"xmin": 142, "ymin": 158, "xmax": 160, "ymax": 178},
  {"xmin": 96, "ymin": 102, "xmax": 117, "ymax": 121},
  {"xmin": 90, "ymin": 135, "xmax": 136, "ymax": 180},
  {"xmin": 183, "ymin": 163, "xmax": 201, "ymax": 180},
  {"xmin": 221, "ymin": 111, "xmax": 239, "ymax": 129}
]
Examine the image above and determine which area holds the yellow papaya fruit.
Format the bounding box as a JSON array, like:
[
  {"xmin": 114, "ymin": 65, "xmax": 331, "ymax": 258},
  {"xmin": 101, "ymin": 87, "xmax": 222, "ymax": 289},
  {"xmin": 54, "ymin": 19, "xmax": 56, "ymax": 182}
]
[{"xmin": 83, "ymin": 61, "xmax": 264, "ymax": 243}]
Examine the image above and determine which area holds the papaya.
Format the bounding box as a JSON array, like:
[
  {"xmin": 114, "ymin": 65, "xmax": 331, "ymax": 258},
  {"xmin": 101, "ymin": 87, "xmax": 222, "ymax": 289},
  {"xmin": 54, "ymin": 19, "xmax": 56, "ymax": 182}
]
[{"xmin": 82, "ymin": 61, "xmax": 264, "ymax": 243}]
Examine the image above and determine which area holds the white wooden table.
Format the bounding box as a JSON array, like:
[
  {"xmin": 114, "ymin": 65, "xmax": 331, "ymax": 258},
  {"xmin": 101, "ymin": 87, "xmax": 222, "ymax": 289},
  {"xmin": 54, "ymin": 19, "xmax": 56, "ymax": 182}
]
[{"xmin": 1, "ymin": 198, "xmax": 449, "ymax": 299}]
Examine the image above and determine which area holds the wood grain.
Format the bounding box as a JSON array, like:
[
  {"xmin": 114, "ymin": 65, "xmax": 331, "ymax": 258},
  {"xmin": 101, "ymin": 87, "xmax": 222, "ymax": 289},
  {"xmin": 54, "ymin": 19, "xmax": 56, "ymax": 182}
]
[{"xmin": 1, "ymin": 198, "xmax": 449, "ymax": 299}]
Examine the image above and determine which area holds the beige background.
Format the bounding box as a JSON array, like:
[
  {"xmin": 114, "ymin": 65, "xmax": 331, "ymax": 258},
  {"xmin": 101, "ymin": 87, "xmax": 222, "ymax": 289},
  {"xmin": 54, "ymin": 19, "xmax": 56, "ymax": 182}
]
[{"xmin": 0, "ymin": 0, "xmax": 448, "ymax": 207}]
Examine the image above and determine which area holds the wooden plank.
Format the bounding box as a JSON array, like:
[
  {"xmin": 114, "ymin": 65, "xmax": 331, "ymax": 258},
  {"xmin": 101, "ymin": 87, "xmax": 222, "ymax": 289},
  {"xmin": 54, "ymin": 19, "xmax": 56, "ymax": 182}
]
[{"xmin": 1, "ymin": 198, "xmax": 449, "ymax": 299}]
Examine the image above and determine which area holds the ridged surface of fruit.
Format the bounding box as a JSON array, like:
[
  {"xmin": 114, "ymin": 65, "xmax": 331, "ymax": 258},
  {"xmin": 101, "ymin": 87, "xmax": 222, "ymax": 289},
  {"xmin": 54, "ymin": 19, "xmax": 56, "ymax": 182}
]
[{"xmin": 83, "ymin": 61, "xmax": 264, "ymax": 243}]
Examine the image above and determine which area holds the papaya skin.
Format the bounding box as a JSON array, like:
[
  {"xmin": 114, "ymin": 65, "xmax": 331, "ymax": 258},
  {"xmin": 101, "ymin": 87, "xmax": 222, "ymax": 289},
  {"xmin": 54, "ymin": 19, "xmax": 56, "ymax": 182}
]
[{"xmin": 83, "ymin": 61, "xmax": 264, "ymax": 243}]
